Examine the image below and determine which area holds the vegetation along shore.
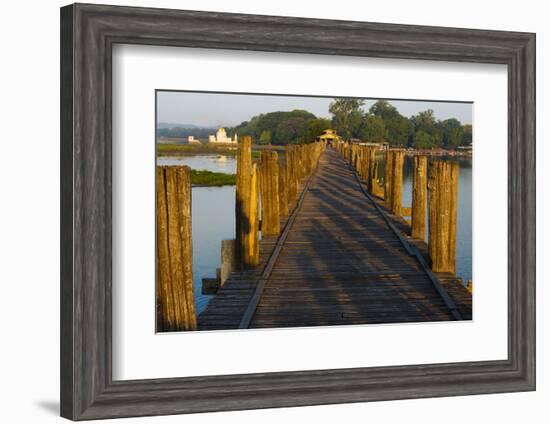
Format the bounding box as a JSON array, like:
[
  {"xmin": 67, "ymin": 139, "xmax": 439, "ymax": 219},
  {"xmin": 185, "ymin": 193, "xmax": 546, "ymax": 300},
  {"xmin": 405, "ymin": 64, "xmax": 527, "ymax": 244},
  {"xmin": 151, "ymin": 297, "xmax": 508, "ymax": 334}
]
[{"xmin": 157, "ymin": 99, "xmax": 472, "ymax": 151}]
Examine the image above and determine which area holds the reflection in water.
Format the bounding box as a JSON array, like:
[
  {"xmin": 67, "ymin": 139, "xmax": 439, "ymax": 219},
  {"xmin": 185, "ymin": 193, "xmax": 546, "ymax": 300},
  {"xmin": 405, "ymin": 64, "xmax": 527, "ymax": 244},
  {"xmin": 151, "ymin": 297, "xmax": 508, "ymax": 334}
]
[
  {"xmin": 158, "ymin": 155, "xmax": 236, "ymax": 174},
  {"xmin": 157, "ymin": 153, "xmax": 472, "ymax": 314}
]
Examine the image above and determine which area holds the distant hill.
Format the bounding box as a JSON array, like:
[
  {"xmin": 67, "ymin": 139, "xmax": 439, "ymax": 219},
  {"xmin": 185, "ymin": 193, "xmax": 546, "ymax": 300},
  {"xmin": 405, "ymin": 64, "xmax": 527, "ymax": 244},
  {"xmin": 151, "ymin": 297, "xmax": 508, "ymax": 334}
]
[
  {"xmin": 156, "ymin": 124, "xmax": 219, "ymax": 140},
  {"xmin": 157, "ymin": 122, "xmax": 216, "ymax": 130}
]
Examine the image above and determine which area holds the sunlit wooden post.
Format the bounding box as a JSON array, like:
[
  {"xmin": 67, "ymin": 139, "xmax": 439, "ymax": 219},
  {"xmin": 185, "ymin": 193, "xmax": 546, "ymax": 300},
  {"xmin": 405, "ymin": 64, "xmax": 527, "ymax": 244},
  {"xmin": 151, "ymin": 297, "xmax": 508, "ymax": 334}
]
[
  {"xmin": 156, "ymin": 166, "xmax": 197, "ymax": 331},
  {"xmin": 219, "ymin": 239, "xmax": 236, "ymax": 286},
  {"xmin": 428, "ymin": 160, "xmax": 459, "ymax": 273},
  {"xmin": 356, "ymin": 146, "xmax": 363, "ymax": 177},
  {"xmin": 411, "ymin": 155, "xmax": 428, "ymax": 239},
  {"xmin": 303, "ymin": 144, "xmax": 308, "ymax": 176},
  {"xmin": 259, "ymin": 151, "xmax": 281, "ymax": 236},
  {"xmin": 279, "ymin": 162, "xmax": 289, "ymax": 217},
  {"xmin": 236, "ymin": 136, "xmax": 259, "ymax": 268},
  {"xmin": 368, "ymin": 148, "xmax": 377, "ymax": 192},
  {"xmin": 390, "ymin": 150, "xmax": 404, "ymax": 216},
  {"xmin": 364, "ymin": 147, "xmax": 371, "ymax": 181},
  {"xmin": 246, "ymin": 163, "xmax": 260, "ymax": 266},
  {"xmin": 285, "ymin": 145, "xmax": 297, "ymax": 204},
  {"xmin": 384, "ymin": 150, "xmax": 394, "ymax": 209}
]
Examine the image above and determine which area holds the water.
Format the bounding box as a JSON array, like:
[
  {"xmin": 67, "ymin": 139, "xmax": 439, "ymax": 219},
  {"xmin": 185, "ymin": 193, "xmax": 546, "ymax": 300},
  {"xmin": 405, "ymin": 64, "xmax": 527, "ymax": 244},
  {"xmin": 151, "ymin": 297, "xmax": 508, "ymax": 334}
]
[
  {"xmin": 159, "ymin": 154, "xmax": 236, "ymax": 174},
  {"xmin": 157, "ymin": 155, "xmax": 236, "ymax": 313},
  {"xmin": 157, "ymin": 153, "xmax": 473, "ymax": 314}
]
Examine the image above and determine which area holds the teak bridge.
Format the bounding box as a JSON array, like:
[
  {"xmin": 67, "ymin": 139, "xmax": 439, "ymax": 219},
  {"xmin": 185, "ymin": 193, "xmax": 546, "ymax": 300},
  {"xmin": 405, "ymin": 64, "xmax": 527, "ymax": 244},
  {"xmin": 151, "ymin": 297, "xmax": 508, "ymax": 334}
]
[{"xmin": 156, "ymin": 137, "xmax": 472, "ymax": 332}]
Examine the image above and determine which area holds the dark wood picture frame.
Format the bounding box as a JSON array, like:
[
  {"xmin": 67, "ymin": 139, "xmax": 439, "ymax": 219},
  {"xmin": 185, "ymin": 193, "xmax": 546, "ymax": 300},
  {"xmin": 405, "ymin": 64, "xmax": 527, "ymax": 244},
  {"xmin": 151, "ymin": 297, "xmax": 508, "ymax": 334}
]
[{"xmin": 60, "ymin": 3, "xmax": 536, "ymax": 420}]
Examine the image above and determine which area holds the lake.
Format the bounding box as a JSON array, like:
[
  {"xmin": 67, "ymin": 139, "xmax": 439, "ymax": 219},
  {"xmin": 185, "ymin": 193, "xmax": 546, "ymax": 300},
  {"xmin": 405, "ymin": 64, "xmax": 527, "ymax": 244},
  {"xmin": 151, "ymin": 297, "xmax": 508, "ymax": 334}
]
[
  {"xmin": 157, "ymin": 155, "xmax": 236, "ymax": 313},
  {"xmin": 157, "ymin": 153, "xmax": 472, "ymax": 315}
]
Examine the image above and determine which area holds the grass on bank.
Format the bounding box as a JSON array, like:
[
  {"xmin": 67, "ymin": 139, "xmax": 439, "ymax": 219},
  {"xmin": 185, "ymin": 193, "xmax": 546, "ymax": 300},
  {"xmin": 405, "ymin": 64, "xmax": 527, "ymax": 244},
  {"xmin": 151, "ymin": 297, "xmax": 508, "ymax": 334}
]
[
  {"xmin": 157, "ymin": 143, "xmax": 260, "ymax": 158},
  {"xmin": 191, "ymin": 169, "xmax": 236, "ymax": 187},
  {"xmin": 157, "ymin": 143, "xmax": 237, "ymax": 156}
]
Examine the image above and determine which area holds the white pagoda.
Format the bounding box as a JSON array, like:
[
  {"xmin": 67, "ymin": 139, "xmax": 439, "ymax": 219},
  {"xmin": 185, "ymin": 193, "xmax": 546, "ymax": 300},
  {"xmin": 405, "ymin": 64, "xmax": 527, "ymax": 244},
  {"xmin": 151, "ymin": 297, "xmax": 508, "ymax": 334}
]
[{"xmin": 208, "ymin": 127, "xmax": 238, "ymax": 144}]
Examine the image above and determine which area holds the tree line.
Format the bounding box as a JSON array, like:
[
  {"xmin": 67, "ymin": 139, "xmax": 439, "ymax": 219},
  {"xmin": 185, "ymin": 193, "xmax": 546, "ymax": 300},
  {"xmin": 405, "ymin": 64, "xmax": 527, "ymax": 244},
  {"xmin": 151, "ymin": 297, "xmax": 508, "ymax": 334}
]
[
  {"xmin": 328, "ymin": 99, "xmax": 471, "ymax": 149},
  {"xmin": 228, "ymin": 110, "xmax": 331, "ymax": 146},
  {"xmin": 157, "ymin": 98, "xmax": 471, "ymax": 148},
  {"xmin": 229, "ymin": 98, "xmax": 471, "ymax": 149}
]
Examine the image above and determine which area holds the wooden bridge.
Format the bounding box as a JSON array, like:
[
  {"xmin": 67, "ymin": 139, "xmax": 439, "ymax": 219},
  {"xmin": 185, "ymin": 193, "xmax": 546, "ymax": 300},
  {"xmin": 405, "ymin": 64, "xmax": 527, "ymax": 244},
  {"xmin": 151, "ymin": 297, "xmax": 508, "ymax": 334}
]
[{"xmin": 195, "ymin": 148, "xmax": 471, "ymax": 330}]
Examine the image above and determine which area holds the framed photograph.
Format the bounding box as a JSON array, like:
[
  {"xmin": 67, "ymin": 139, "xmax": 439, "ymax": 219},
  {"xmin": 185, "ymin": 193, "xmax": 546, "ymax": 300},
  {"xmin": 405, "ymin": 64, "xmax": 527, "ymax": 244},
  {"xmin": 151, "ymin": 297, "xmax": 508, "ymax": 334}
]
[{"xmin": 60, "ymin": 3, "xmax": 535, "ymax": 420}]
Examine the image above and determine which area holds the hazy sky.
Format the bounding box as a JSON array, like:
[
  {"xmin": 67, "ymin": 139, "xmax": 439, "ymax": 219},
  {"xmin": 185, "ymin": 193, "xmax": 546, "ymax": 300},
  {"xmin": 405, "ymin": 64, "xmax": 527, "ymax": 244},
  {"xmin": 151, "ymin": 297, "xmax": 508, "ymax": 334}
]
[{"xmin": 157, "ymin": 91, "xmax": 472, "ymax": 127}]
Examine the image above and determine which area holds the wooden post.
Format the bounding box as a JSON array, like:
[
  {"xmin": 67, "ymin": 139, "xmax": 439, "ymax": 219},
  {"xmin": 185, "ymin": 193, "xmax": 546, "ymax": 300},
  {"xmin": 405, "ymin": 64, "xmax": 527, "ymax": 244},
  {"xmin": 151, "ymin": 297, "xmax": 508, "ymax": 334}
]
[
  {"xmin": 449, "ymin": 160, "xmax": 459, "ymax": 274},
  {"xmin": 285, "ymin": 146, "xmax": 297, "ymax": 205},
  {"xmin": 368, "ymin": 148, "xmax": 377, "ymax": 192},
  {"xmin": 279, "ymin": 163, "xmax": 289, "ymax": 217},
  {"xmin": 363, "ymin": 147, "xmax": 371, "ymax": 181},
  {"xmin": 428, "ymin": 160, "xmax": 459, "ymax": 273},
  {"xmin": 384, "ymin": 150, "xmax": 394, "ymax": 209},
  {"xmin": 243, "ymin": 163, "xmax": 260, "ymax": 267},
  {"xmin": 411, "ymin": 155, "xmax": 428, "ymax": 239},
  {"xmin": 390, "ymin": 150, "xmax": 404, "ymax": 215},
  {"xmin": 260, "ymin": 151, "xmax": 281, "ymax": 236},
  {"xmin": 156, "ymin": 166, "xmax": 197, "ymax": 331},
  {"xmin": 356, "ymin": 147, "xmax": 363, "ymax": 177},
  {"xmin": 220, "ymin": 239, "xmax": 236, "ymax": 286},
  {"xmin": 236, "ymin": 136, "xmax": 258, "ymax": 268}
]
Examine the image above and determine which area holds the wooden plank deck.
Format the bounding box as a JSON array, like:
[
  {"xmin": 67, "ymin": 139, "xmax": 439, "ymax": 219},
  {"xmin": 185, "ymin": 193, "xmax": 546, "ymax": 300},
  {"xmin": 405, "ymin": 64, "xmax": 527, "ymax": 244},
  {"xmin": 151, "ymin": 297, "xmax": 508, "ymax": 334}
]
[{"xmin": 198, "ymin": 149, "xmax": 471, "ymax": 330}]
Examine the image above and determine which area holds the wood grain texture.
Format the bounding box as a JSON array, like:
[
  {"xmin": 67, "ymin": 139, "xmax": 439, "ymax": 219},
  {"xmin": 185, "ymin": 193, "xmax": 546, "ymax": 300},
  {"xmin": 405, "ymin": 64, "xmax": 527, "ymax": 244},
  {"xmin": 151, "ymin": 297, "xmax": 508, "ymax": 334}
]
[
  {"xmin": 259, "ymin": 151, "xmax": 280, "ymax": 236},
  {"xmin": 411, "ymin": 156, "xmax": 427, "ymax": 239},
  {"xmin": 427, "ymin": 160, "xmax": 459, "ymax": 274},
  {"xmin": 60, "ymin": 3, "xmax": 536, "ymax": 420},
  {"xmin": 156, "ymin": 166, "xmax": 196, "ymax": 331}
]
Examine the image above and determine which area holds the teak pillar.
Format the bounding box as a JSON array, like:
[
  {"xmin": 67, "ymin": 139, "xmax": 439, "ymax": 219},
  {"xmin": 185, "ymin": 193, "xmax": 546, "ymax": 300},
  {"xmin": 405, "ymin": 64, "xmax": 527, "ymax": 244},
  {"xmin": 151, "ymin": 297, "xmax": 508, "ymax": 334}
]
[
  {"xmin": 236, "ymin": 136, "xmax": 259, "ymax": 268},
  {"xmin": 391, "ymin": 150, "xmax": 404, "ymax": 216},
  {"xmin": 259, "ymin": 151, "xmax": 281, "ymax": 236},
  {"xmin": 156, "ymin": 166, "xmax": 197, "ymax": 331},
  {"xmin": 219, "ymin": 239, "xmax": 236, "ymax": 286},
  {"xmin": 427, "ymin": 160, "xmax": 459, "ymax": 274},
  {"xmin": 246, "ymin": 164, "xmax": 260, "ymax": 266},
  {"xmin": 278, "ymin": 163, "xmax": 289, "ymax": 217},
  {"xmin": 411, "ymin": 155, "xmax": 428, "ymax": 239},
  {"xmin": 368, "ymin": 148, "xmax": 377, "ymax": 192},
  {"xmin": 285, "ymin": 146, "xmax": 297, "ymax": 205},
  {"xmin": 384, "ymin": 150, "xmax": 394, "ymax": 209}
]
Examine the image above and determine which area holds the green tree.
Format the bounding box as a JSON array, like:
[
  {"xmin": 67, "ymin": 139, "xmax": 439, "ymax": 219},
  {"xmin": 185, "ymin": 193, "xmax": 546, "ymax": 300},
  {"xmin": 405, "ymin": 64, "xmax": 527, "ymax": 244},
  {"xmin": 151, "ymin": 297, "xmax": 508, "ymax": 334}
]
[
  {"xmin": 230, "ymin": 109, "xmax": 316, "ymax": 145},
  {"xmin": 301, "ymin": 118, "xmax": 331, "ymax": 143},
  {"xmin": 258, "ymin": 130, "xmax": 272, "ymax": 145},
  {"xmin": 329, "ymin": 98, "xmax": 365, "ymax": 140},
  {"xmin": 412, "ymin": 130, "xmax": 437, "ymax": 149},
  {"xmin": 368, "ymin": 100, "xmax": 411, "ymax": 146},
  {"xmin": 440, "ymin": 118, "xmax": 464, "ymax": 149},
  {"xmin": 411, "ymin": 109, "xmax": 443, "ymax": 148},
  {"xmin": 359, "ymin": 114, "xmax": 386, "ymax": 142},
  {"xmin": 369, "ymin": 100, "xmax": 398, "ymax": 121},
  {"xmin": 274, "ymin": 117, "xmax": 309, "ymax": 144},
  {"xmin": 385, "ymin": 115, "xmax": 411, "ymax": 146},
  {"xmin": 461, "ymin": 124, "xmax": 472, "ymax": 146}
]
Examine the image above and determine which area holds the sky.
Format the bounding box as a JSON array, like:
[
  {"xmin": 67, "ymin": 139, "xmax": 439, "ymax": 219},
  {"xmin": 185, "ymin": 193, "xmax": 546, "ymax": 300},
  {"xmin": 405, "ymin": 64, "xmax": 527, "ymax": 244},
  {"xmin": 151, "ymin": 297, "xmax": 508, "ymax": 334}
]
[{"xmin": 156, "ymin": 90, "xmax": 473, "ymax": 127}]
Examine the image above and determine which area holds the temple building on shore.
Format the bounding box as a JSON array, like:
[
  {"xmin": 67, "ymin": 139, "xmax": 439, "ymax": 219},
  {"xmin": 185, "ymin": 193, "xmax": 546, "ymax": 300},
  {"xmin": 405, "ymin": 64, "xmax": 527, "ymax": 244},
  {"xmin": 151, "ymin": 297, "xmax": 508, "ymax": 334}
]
[
  {"xmin": 316, "ymin": 129, "xmax": 342, "ymax": 147},
  {"xmin": 208, "ymin": 127, "xmax": 238, "ymax": 144}
]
